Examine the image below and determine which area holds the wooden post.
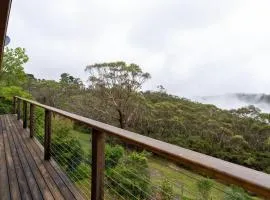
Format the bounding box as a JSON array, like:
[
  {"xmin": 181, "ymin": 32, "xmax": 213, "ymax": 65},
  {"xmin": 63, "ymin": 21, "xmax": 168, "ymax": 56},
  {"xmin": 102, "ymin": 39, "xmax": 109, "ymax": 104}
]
[
  {"xmin": 44, "ymin": 109, "xmax": 52, "ymax": 160},
  {"xmin": 91, "ymin": 129, "xmax": 105, "ymax": 200},
  {"xmin": 13, "ymin": 96, "xmax": 16, "ymax": 114},
  {"xmin": 23, "ymin": 101, "xmax": 27, "ymax": 128},
  {"xmin": 17, "ymin": 99, "xmax": 21, "ymax": 120},
  {"xmin": 30, "ymin": 104, "xmax": 35, "ymax": 138}
]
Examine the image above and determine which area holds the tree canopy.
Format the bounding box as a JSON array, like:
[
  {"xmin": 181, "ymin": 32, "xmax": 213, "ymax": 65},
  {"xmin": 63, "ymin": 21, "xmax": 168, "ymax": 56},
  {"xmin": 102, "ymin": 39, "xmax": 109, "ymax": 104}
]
[
  {"xmin": 85, "ymin": 61, "xmax": 151, "ymax": 128},
  {"xmin": 0, "ymin": 47, "xmax": 29, "ymax": 86}
]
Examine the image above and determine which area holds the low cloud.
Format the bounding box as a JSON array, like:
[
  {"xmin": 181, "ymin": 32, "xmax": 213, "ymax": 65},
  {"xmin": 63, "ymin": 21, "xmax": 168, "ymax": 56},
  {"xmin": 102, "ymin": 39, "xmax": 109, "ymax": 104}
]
[{"xmin": 6, "ymin": 0, "xmax": 270, "ymax": 97}]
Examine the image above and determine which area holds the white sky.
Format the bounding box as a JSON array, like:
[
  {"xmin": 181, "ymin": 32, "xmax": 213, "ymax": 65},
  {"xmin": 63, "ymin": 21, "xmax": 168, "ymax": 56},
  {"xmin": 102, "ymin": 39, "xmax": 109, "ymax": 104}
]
[{"xmin": 6, "ymin": 0, "xmax": 270, "ymax": 97}]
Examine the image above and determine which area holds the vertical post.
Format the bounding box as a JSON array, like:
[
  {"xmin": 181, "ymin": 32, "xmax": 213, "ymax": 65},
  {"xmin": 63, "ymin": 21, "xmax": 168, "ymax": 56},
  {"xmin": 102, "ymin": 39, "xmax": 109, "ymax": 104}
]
[
  {"xmin": 44, "ymin": 109, "xmax": 52, "ymax": 160},
  {"xmin": 17, "ymin": 99, "xmax": 21, "ymax": 120},
  {"xmin": 13, "ymin": 96, "xmax": 16, "ymax": 114},
  {"xmin": 23, "ymin": 101, "xmax": 27, "ymax": 128},
  {"xmin": 91, "ymin": 129, "xmax": 105, "ymax": 200},
  {"xmin": 30, "ymin": 104, "xmax": 35, "ymax": 138}
]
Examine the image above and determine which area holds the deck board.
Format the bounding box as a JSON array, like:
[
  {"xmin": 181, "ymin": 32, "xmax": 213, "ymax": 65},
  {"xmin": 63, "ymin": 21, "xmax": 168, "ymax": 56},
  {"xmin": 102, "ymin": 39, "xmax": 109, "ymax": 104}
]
[
  {"xmin": 0, "ymin": 116, "xmax": 11, "ymax": 200},
  {"xmin": 4, "ymin": 115, "xmax": 32, "ymax": 200},
  {"xmin": 0, "ymin": 114, "xmax": 85, "ymax": 200}
]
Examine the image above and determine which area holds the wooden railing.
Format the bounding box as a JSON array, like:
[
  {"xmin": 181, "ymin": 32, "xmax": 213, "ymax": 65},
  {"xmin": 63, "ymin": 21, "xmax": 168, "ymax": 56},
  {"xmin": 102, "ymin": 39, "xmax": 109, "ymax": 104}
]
[{"xmin": 13, "ymin": 96, "xmax": 270, "ymax": 199}]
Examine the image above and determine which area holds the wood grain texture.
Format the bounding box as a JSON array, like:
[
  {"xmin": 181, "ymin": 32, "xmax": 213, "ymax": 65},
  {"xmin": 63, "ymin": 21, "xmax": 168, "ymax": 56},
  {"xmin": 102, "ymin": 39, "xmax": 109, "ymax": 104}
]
[
  {"xmin": 44, "ymin": 109, "xmax": 52, "ymax": 160},
  {"xmin": 4, "ymin": 115, "xmax": 32, "ymax": 200},
  {"xmin": 30, "ymin": 104, "xmax": 35, "ymax": 138},
  {"xmin": 23, "ymin": 100, "xmax": 28, "ymax": 128},
  {"xmin": 0, "ymin": 114, "xmax": 84, "ymax": 199},
  {"xmin": 91, "ymin": 129, "xmax": 105, "ymax": 200},
  {"xmin": 0, "ymin": 116, "xmax": 10, "ymax": 200}
]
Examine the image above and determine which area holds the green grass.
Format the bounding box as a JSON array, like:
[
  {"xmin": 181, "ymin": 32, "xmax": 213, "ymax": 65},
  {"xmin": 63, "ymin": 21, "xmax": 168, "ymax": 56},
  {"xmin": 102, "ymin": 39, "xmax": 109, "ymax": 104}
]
[
  {"xmin": 70, "ymin": 129, "xmax": 91, "ymax": 154},
  {"xmin": 148, "ymin": 156, "xmax": 227, "ymax": 199},
  {"xmin": 148, "ymin": 156, "xmax": 261, "ymax": 200},
  {"xmin": 72, "ymin": 129, "xmax": 261, "ymax": 200}
]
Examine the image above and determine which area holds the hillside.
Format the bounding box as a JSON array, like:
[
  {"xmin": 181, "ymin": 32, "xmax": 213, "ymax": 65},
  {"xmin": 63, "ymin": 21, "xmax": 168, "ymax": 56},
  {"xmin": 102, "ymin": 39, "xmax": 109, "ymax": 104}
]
[
  {"xmin": 51, "ymin": 88, "xmax": 270, "ymax": 174},
  {"xmin": 134, "ymin": 92, "xmax": 270, "ymax": 174},
  {"xmin": 0, "ymin": 49, "xmax": 269, "ymax": 199}
]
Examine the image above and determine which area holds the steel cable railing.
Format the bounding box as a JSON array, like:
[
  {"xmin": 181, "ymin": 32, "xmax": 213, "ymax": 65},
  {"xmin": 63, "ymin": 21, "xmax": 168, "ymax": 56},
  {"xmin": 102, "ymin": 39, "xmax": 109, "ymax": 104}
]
[
  {"xmin": 105, "ymin": 183, "xmax": 126, "ymax": 200},
  {"xmin": 50, "ymin": 115, "xmax": 92, "ymax": 199},
  {"xmin": 105, "ymin": 152, "xmax": 236, "ymax": 200},
  {"xmin": 33, "ymin": 107, "xmax": 45, "ymax": 145},
  {"xmin": 50, "ymin": 145, "xmax": 91, "ymax": 198},
  {"xmin": 13, "ymin": 97, "xmax": 267, "ymax": 200},
  {"xmin": 48, "ymin": 123, "xmax": 177, "ymax": 200},
  {"xmin": 105, "ymin": 168, "xmax": 155, "ymax": 200},
  {"xmin": 30, "ymin": 108, "xmax": 241, "ymax": 199},
  {"xmin": 104, "ymin": 156, "xmax": 180, "ymax": 199},
  {"xmin": 149, "ymin": 160, "xmax": 236, "ymax": 199},
  {"xmin": 105, "ymin": 174, "xmax": 141, "ymax": 200}
]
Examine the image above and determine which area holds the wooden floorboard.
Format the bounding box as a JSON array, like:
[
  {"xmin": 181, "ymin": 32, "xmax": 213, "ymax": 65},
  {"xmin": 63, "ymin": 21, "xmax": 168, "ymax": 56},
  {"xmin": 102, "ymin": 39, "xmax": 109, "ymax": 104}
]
[
  {"xmin": 13, "ymin": 116, "xmax": 84, "ymax": 200},
  {"xmin": 0, "ymin": 116, "xmax": 10, "ymax": 200},
  {"xmin": 4, "ymin": 115, "xmax": 32, "ymax": 200},
  {"xmin": 0, "ymin": 114, "xmax": 85, "ymax": 200},
  {"xmin": 7, "ymin": 115, "xmax": 43, "ymax": 200},
  {"xmin": 2, "ymin": 116, "xmax": 21, "ymax": 199}
]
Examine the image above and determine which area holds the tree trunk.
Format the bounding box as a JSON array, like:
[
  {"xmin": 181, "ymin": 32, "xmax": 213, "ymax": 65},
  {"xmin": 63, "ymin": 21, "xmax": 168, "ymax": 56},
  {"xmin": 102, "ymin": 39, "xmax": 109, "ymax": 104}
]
[{"xmin": 117, "ymin": 109, "xmax": 125, "ymax": 129}]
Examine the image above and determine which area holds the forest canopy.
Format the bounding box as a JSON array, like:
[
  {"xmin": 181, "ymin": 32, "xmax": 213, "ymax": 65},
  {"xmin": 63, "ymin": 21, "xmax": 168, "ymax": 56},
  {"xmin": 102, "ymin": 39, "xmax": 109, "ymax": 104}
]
[{"xmin": 0, "ymin": 47, "xmax": 269, "ymax": 175}]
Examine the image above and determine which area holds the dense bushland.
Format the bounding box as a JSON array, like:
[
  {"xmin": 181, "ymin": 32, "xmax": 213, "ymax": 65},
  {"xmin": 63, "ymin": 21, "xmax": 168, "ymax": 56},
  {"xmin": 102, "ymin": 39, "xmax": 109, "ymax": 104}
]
[{"xmin": 0, "ymin": 47, "xmax": 268, "ymax": 199}]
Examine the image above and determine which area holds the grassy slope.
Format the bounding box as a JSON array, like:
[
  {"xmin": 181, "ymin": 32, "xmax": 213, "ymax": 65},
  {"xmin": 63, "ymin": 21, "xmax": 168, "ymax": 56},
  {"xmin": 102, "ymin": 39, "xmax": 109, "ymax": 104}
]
[
  {"xmin": 149, "ymin": 156, "xmax": 228, "ymax": 199},
  {"xmin": 71, "ymin": 130, "xmax": 91, "ymax": 154},
  {"xmin": 70, "ymin": 128, "xmax": 260, "ymax": 200}
]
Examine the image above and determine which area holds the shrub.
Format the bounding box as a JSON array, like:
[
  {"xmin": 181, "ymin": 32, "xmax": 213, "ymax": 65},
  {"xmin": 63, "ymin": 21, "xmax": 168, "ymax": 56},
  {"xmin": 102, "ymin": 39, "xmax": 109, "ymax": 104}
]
[
  {"xmin": 196, "ymin": 178, "xmax": 213, "ymax": 200},
  {"xmin": 0, "ymin": 86, "xmax": 31, "ymax": 114},
  {"xmin": 223, "ymin": 186, "xmax": 252, "ymax": 200},
  {"xmin": 68, "ymin": 163, "xmax": 90, "ymax": 181},
  {"xmin": 105, "ymin": 145, "xmax": 124, "ymax": 170},
  {"xmin": 107, "ymin": 152, "xmax": 151, "ymax": 200},
  {"xmin": 51, "ymin": 117, "xmax": 84, "ymax": 173},
  {"xmin": 160, "ymin": 179, "xmax": 174, "ymax": 200},
  {"xmin": 0, "ymin": 97, "xmax": 12, "ymax": 114},
  {"xmin": 0, "ymin": 86, "xmax": 31, "ymax": 100}
]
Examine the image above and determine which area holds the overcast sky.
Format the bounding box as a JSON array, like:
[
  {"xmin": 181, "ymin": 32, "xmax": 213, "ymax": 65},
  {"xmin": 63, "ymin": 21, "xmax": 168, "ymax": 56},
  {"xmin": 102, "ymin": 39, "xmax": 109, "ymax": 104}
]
[{"xmin": 6, "ymin": 0, "xmax": 270, "ymax": 97}]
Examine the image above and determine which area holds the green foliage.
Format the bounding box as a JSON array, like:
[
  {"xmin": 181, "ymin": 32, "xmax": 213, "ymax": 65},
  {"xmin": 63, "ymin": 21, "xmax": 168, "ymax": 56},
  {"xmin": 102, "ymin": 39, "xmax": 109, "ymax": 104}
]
[
  {"xmin": 31, "ymin": 80, "xmax": 62, "ymax": 106},
  {"xmin": 85, "ymin": 61, "xmax": 150, "ymax": 128},
  {"xmin": 0, "ymin": 47, "xmax": 28, "ymax": 86},
  {"xmin": 51, "ymin": 117, "xmax": 84, "ymax": 173},
  {"xmin": 107, "ymin": 152, "xmax": 151, "ymax": 200},
  {"xmin": 0, "ymin": 86, "xmax": 31, "ymax": 100},
  {"xmin": 0, "ymin": 47, "xmax": 31, "ymax": 114},
  {"xmin": 223, "ymin": 186, "xmax": 252, "ymax": 200},
  {"xmin": 0, "ymin": 98, "xmax": 12, "ymax": 114},
  {"xmin": 3, "ymin": 50, "xmax": 269, "ymax": 199},
  {"xmin": 0, "ymin": 86, "xmax": 31, "ymax": 114},
  {"xmin": 85, "ymin": 61, "xmax": 151, "ymax": 91},
  {"xmin": 136, "ymin": 91, "xmax": 270, "ymax": 173},
  {"xmin": 68, "ymin": 163, "xmax": 90, "ymax": 181},
  {"xmin": 160, "ymin": 179, "xmax": 174, "ymax": 200},
  {"xmin": 196, "ymin": 178, "xmax": 213, "ymax": 200},
  {"xmin": 105, "ymin": 145, "xmax": 124, "ymax": 169},
  {"xmin": 60, "ymin": 73, "xmax": 82, "ymax": 86}
]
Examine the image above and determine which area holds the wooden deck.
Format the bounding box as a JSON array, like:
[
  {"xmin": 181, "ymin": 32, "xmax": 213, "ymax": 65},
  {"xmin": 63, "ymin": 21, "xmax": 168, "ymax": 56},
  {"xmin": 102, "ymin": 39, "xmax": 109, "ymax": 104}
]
[{"xmin": 0, "ymin": 114, "xmax": 85, "ymax": 200}]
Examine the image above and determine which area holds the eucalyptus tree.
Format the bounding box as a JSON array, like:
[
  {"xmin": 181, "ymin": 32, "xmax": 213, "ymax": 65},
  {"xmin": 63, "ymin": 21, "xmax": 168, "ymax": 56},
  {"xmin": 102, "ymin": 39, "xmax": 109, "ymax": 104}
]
[{"xmin": 85, "ymin": 61, "xmax": 151, "ymax": 128}]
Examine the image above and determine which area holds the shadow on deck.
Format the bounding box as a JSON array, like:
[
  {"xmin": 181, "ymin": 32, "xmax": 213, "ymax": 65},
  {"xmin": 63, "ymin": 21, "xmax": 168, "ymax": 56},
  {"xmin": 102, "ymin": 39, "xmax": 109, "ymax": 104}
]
[{"xmin": 0, "ymin": 114, "xmax": 85, "ymax": 200}]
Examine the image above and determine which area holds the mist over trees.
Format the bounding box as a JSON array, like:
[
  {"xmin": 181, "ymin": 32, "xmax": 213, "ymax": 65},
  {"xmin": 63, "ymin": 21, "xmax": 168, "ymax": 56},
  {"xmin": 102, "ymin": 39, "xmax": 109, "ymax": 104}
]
[
  {"xmin": 1, "ymin": 47, "xmax": 269, "ymax": 174},
  {"xmin": 0, "ymin": 47, "xmax": 269, "ymax": 199}
]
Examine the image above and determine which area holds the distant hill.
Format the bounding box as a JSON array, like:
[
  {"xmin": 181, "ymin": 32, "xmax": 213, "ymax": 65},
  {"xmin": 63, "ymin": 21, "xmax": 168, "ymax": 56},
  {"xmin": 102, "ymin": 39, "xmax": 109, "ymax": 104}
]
[{"xmin": 194, "ymin": 93, "xmax": 270, "ymax": 113}]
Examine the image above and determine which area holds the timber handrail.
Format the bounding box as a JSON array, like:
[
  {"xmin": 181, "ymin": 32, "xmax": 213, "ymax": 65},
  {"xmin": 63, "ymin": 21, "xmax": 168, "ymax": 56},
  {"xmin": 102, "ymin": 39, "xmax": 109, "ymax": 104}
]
[{"xmin": 14, "ymin": 96, "xmax": 270, "ymax": 199}]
